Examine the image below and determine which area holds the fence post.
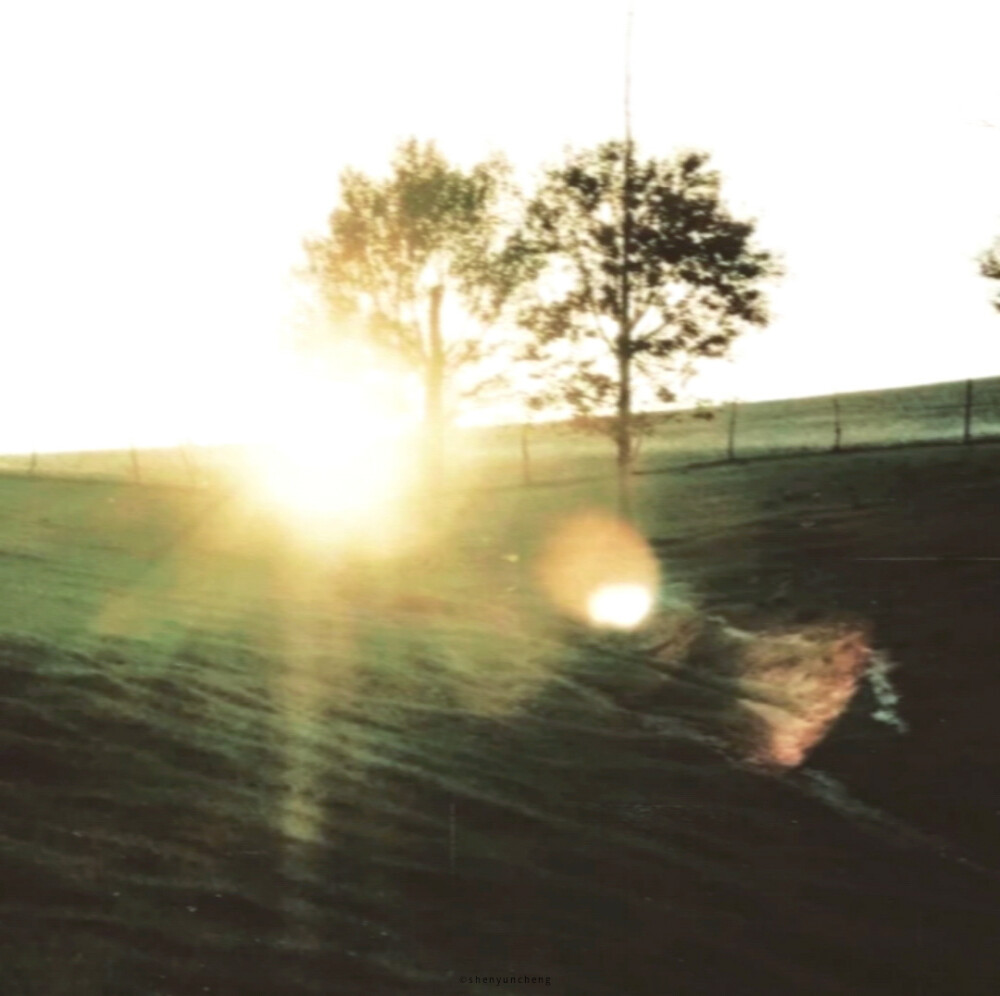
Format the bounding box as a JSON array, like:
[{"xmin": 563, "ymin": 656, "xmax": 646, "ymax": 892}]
[
  {"xmin": 832, "ymin": 394, "xmax": 842, "ymax": 452},
  {"xmin": 28, "ymin": 451, "xmax": 37, "ymax": 476},
  {"xmin": 726, "ymin": 401, "xmax": 739, "ymax": 461},
  {"xmin": 963, "ymin": 379, "xmax": 974, "ymax": 444}
]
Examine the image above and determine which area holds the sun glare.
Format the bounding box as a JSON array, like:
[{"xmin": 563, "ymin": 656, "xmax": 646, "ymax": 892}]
[
  {"xmin": 586, "ymin": 583, "xmax": 654, "ymax": 630},
  {"xmin": 240, "ymin": 358, "xmax": 416, "ymax": 539}
]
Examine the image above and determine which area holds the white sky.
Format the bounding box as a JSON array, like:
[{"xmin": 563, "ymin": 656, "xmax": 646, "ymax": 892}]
[{"xmin": 0, "ymin": 0, "xmax": 998, "ymax": 450}]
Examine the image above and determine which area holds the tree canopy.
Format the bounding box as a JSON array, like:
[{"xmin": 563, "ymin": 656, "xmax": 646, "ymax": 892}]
[
  {"xmin": 303, "ymin": 139, "xmax": 527, "ymax": 483},
  {"xmin": 515, "ymin": 140, "xmax": 781, "ymax": 511},
  {"xmin": 301, "ymin": 138, "xmax": 782, "ymax": 507}
]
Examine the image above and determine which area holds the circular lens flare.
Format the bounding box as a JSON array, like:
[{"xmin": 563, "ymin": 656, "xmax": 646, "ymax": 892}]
[
  {"xmin": 536, "ymin": 512, "xmax": 660, "ymax": 627},
  {"xmin": 587, "ymin": 583, "xmax": 654, "ymax": 630}
]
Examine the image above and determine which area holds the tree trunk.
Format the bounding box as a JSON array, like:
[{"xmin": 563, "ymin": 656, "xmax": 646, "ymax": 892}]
[
  {"xmin": 424, "ymin": 284, "xmax": 447, "ymax": 492},
  {"xmin": 616, "ymin": 131, "xmax": 635, "ymax": 522},
  {"xmin": 616, "ymin": 347, "xmax": 633, "ymax": 521}
]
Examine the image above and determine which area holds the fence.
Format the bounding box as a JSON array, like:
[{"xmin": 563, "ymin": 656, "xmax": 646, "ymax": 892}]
[
  {"xmin": 700, "ymin": 376, "xmax": 1000, "ymax": 465},
  {"xmin": 0, "ymin": 443, "xmax": 233, "ymax": 489},
  {"xmin": 461, "ymin": 375, "xmax": 1000, "ymax": 486},
  {"xmin": 5, "ymin": 376, "xmax": 1000, "ymax": 490}
]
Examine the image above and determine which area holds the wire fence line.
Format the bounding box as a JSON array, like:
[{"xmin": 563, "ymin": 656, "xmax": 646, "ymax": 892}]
[
  {"xmin": 4, "ymin": 376, "xmax": 1000, "ymax": 490},
  {"xmin": 0, "ymin": 444, "xmax": 225, "ymax": 489},
  {"xmin": 709, "ymin": 377, "xmax": 1000, "ymax": 462},
  {"xmin": 465, "ymin": 375, "xmax": 1000, "ymax": 486},
  {"xmin": 701, "ymin": 376, "xmax": 1000, "ymax": 465}
]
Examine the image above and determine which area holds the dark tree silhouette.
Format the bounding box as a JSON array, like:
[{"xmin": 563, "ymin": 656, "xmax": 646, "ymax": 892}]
[
  {"xmin": 303, "ymin": 139, "xmax": 527, "ymax": 488},
  {"xmin": 517, "ymin": 141, "xmax": 780, "ymax": 516}
]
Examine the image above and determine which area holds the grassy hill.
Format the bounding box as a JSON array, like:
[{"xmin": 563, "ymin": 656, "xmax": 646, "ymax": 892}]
[
  {"xmin": 461, "ymin": 374, "xmax": 1000, "ymax": 484},
  {"xmin": 2, "ymin": 437, "xmax": 1000, "ymax": 992}
]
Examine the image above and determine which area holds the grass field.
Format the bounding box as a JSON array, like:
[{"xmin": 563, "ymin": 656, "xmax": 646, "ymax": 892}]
[{"xmin": 2, "ymin": 424, "xmax": 1000, "ymax": 993}]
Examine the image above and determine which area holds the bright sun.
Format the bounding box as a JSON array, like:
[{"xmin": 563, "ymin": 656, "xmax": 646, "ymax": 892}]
[{"xmin": 240, "ymin": 356, "xmax": 416, "ymax": 536}]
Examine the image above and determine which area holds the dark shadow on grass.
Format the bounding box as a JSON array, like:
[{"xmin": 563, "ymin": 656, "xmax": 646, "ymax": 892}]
[{"xmin": 3, "ymin": 615, "xmax": 1000, "ymax": 995}]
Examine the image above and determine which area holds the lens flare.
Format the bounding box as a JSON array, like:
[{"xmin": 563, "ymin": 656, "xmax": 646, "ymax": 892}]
[
  {"xmin": 537, "ymin": 512, "xmax": 660, "ymax": 627},
  {"xmin": 250, "ymin": 429, "xmax": 399, "ymax": 521},
  {"xmin": 235, "ymin": 354, "xmax": 419, "ymax": 546},
  {"xmin": 587, "ymin": 583, "xmax": 654, "ymax": 629}
]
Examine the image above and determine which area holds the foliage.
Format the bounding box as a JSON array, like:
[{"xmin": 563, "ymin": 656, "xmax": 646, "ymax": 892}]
[
  {"xmin": 515, "ymin": 141, "xmax": 781, "ymax": 457},
  {"xmin": 303, "ymin": 139, "xmax": 533, "ymax": 425}
]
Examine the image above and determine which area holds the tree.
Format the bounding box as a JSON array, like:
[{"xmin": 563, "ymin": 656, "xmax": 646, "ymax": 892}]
[
  {"xmin": 517, "ymin": 141, "xmax": 781, "ymax": 516},
  {"xmin": 303, "ymin": 139, "xmax": 527, "ymax": 488},
  {"xmin": 982, "ymin": 238, "xmax": 1000, "ymax": 313}
]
